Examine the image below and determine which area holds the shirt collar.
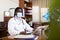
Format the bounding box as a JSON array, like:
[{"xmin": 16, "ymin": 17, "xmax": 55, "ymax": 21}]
[{"xmin": 14, "ymin": 16, "xmax": 22, "ymax": 24}]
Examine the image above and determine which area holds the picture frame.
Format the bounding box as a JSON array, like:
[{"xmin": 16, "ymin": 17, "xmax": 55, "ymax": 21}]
[
  {"xmin": 4, "ymin": 11, "xmax": 11, "ymax": 17},
  {"xmin": 9, "ymin": 8, "xmax": 15, "ymax": 16}
]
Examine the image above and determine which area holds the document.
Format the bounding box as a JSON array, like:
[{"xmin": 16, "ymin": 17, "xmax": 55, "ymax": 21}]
[{"xmin": 8, "ymin": 35, "xmax": 34, "ymax": 39}]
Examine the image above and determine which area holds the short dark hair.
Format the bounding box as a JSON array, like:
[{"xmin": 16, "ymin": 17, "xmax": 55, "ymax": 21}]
[{"xmin": 14, "ymin": 7, "xmax": 23, "ymax": 16}]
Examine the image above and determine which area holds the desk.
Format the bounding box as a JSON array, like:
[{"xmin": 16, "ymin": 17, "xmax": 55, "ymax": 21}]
[
  {"xmin": 2, "ymin": 36, "xmax": 14, "ymax": 40},
  {"xmin": 2, "ymin": 35, "xmax": 35, "ymax": 40},
  {"xmin": 2, "ymin": 25, "xmax": 48, "ymax": 40},
  {"xmin": 2, "ymin": 35, "xmax": 47, "ymax": 40}
]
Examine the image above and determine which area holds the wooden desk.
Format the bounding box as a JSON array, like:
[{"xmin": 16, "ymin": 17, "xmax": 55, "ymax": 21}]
[
  {"xmin": 2, "ymin": 25, "xmax": 48, "ymax": 40},
  {"xmin": 2, "ymin": 37, "xmax": 34, "ymax": 40},
  {"xmin": 2, "ymin": 36, "xmax": 14, "ymax": 40},
  {"xmin": 2, "ymin": 35, "xmax": 35, "ymax": 40},
  {"xmin": 2, "ymin": 35, "xmax": 47, "ymax": 40}
]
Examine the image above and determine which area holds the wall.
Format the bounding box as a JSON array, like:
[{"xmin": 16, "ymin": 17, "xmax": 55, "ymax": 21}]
[{"xmin": 0, "ymin": 0, "xmax": 19, "ymax": 22}]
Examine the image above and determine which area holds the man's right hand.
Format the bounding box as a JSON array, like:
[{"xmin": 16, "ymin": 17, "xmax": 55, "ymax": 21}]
[{"xmin": 20, "ymin": 31, "xmax": 26, "ymax": 35}]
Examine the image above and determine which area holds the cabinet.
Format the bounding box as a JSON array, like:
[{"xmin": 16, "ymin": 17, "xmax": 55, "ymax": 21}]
[{"xmin": 19, "ymin": 0, "xmax": 32, "ymax": 23}]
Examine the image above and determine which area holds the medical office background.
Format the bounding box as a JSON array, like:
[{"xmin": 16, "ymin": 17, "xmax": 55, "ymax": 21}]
[{"xmin": 0, "ymin": 0, "xmax": 50, "ymax": 37}]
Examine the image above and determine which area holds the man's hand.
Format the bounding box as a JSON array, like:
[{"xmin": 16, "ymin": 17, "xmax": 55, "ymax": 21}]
[{"xmin": 20, "ymin": 31, "xmax": 26, "ymax": 35}]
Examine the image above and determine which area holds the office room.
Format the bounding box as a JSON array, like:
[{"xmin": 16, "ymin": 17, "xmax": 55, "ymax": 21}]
[{"xmin": 0, "ymin": 0, "xmax": 60, "ymax": 40}]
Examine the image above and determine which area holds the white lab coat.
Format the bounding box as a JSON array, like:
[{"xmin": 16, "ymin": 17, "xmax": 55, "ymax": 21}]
[{"xmin": 8, "ymin": 17, "xmax": 33, "ymax": 35}]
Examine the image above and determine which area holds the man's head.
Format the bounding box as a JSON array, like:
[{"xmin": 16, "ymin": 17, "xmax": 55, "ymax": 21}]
[{"xmin": 14, "ymin": 7, "xmax": 23, "ymax": 18}]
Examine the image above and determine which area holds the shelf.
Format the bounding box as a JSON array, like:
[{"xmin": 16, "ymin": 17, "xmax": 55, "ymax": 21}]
[
  {"xmin": 24, "ymin": 1, "xmax": 32, "ymax": 7},
  {"xmin": 25, "ymin": 9, "xmax": 32, "ymax": 13},
  {"xmin": 19, "ymin": 0, "xmax": 32, "ymax": 22},
  {"xmin": 24, "ymin": 7, "xmax": 32, "ymax": 10},
  {"xmin": 25, "ymin": 13, "xmax": 32, "ymax": 15},
  {"xmin": 24, "ymin": 1, "xmax": 31, "ymax": 4},
  {"xmin": 24, "ymin": 1, "xmax": 29, "ymax": 4}
]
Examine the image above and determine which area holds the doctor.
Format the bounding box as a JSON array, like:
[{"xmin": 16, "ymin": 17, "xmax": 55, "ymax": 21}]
[{"xmin": 8, "ymin": 7, "xmax": 33, "ymax": 35}]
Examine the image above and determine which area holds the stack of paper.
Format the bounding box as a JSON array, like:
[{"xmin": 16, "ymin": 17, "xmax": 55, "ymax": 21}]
[{"xmin": 8, "ymin": 35, "xmax": 34, "ymax": 39}]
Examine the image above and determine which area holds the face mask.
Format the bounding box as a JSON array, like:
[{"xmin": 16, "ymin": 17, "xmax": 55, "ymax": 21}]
[{"xmin": 17, "ymin": 13, "xmax": 22, "ymax": 18}]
